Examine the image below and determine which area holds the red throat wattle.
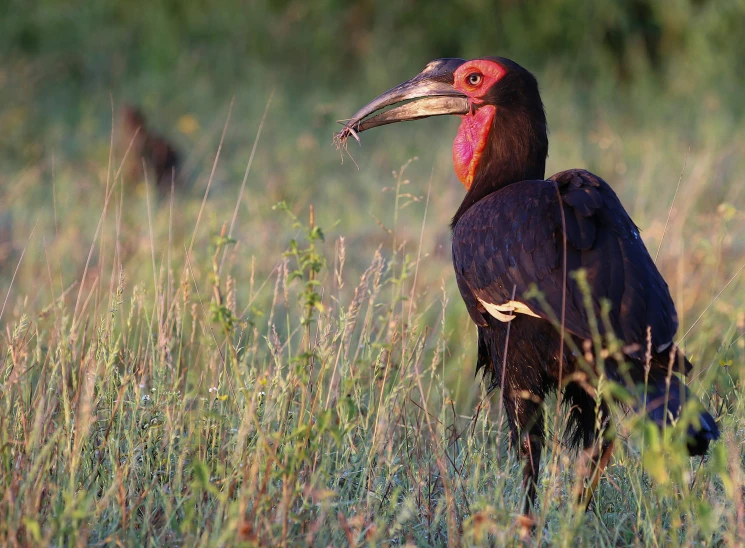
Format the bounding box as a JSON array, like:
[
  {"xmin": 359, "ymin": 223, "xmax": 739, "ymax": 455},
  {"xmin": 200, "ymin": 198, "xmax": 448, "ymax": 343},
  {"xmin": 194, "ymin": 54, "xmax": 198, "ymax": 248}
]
[{"xmin": 452, "ymin": 105, "xmax": 496, "ymax": 190}]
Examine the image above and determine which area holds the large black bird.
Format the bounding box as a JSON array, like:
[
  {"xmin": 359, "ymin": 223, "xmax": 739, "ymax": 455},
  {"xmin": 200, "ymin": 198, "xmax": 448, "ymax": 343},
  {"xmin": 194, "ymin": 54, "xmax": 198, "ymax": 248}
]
[{"xmin": 337, "ymin": 57, "xmax": 719, "ymax": 522}]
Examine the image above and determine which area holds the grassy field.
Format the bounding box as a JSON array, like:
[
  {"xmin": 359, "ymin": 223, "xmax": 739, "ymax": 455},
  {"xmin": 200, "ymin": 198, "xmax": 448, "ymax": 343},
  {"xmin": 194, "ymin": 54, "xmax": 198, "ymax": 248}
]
[{"xmin": 2, "ymin": 2, "xmax": 745, "ymax": 546}]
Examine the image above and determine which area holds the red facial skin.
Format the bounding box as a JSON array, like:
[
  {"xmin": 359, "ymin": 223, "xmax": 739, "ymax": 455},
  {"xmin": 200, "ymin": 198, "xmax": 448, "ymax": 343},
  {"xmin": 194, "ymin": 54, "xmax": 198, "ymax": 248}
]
[{"xmin": 451, "ymin": 60, "xmax": 506, "ymax": 189}]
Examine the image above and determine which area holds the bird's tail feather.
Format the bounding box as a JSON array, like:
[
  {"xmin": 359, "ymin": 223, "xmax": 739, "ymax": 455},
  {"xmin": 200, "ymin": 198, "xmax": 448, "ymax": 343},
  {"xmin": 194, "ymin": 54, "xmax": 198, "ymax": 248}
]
[{"xmin": 642, "ymin": 376, "xmax": 719, "ymax": 456}]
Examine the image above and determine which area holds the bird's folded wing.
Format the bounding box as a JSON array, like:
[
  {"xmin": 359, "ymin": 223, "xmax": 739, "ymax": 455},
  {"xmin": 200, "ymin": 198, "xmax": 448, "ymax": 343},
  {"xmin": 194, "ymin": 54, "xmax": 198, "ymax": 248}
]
[{"xmin": 452, "ymin": 169, "xmax": 679, "ymax": 360}]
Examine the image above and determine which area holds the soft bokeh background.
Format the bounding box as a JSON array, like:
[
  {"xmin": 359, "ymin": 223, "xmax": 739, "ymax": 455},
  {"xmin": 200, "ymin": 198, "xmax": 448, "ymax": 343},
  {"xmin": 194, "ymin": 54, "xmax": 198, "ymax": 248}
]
[
  {"xmin": 3, "ymin": 0, "xmax": 745, "ymax": 398},
  {"xmin": 2, "ymin": 1, "xmax": 745, "ymax": 545},
  {"xmin": 0, "ymin": 0, "xmax": 745, "ymax": 394}
]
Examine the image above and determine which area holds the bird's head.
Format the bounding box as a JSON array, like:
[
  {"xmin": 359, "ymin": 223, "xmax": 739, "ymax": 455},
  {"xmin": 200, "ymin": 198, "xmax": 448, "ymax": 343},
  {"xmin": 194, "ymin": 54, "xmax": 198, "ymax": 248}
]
[{"xmin": 338, "ymin": 57, "xmax": 548, "ymax": 198}]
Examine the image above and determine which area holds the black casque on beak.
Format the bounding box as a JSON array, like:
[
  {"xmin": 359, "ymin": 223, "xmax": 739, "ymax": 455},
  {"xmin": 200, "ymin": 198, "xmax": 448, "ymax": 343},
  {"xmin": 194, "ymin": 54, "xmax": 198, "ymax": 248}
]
[{"xmin": 337, "ymin": 58, "xmax": 469, "ymax": 140}]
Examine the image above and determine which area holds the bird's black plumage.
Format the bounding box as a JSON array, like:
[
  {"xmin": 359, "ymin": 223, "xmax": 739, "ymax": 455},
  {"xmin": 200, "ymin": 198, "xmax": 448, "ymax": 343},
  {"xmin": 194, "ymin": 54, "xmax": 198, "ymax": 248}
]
[
  {"xmin": 338, "ymin": 55, "xmax": 719, "ymax": 520},
  {"xmin": 122, "ymin": 106, "xmax": 181, "ymax": 189},
  {"xmin": 453, "ymin": 169, "xmax": 679, "ymax": 360},
  {"xmin": 453, "ymin": 168, "xmax": 717, "ymax": 454},
  {"xmin": 442, "ymin": 61, "xmax": 719, "ymax": 515}
]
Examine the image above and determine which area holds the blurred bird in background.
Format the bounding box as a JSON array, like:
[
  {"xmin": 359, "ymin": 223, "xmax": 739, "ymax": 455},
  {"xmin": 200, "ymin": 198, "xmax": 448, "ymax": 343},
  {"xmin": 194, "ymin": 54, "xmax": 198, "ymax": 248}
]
[{"xmin": 119, "ymin": 105, "xmax": 181, "ymax": 193}]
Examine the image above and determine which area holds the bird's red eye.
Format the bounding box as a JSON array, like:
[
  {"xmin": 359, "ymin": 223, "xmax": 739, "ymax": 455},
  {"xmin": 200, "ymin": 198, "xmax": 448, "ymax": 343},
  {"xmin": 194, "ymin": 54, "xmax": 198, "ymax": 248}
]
[{"xmin": 467, "ymin": 73, "xmax": 483, "ymax": 86}]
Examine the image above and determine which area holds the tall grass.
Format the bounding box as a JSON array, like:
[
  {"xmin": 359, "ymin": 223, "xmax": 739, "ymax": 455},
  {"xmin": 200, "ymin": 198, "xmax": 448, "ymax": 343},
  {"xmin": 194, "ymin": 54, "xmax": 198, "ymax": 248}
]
[
  {"xmin": 2, "ymin": 4, "xmax": 745, "ymax": 539},
  {"xmin": 0, "ymin": 117, "xmax": 742, "ymax": 544}
]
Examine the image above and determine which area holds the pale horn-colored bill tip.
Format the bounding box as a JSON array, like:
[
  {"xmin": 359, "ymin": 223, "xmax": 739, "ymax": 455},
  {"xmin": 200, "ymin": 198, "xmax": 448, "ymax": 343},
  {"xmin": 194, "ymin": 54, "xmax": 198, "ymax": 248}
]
[{"xmin": 334, "ymin": 58, "xmax": 469, "ymax": 150}]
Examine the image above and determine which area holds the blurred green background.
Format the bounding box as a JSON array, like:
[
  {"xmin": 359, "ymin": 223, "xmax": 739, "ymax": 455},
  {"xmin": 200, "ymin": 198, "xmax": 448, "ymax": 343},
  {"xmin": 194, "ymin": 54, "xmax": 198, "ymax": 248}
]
[
  {"xmin": 3, "ymin": 0, "xmax": 745, "ymax": 180},
  {"xmin": 2, "ymin": 0, "xmax": 745, "ymax": 400},
  {"xmin": 3, "ymin": 3, "xmax": 745, "ymax": 544}
]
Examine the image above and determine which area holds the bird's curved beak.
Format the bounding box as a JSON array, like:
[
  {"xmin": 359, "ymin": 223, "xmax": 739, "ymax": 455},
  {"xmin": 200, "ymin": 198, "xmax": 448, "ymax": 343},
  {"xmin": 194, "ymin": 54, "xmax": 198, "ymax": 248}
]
[{"xmin": 337, "ymin": 58, "xmax": 469, "ymax": 140}]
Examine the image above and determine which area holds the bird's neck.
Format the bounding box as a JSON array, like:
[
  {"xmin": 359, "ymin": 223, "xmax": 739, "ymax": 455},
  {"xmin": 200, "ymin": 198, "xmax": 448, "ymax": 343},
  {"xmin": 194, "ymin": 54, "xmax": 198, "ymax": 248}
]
[{"xmin": 451, "ymin": 107, "xmax": 548, "ymax": 227}]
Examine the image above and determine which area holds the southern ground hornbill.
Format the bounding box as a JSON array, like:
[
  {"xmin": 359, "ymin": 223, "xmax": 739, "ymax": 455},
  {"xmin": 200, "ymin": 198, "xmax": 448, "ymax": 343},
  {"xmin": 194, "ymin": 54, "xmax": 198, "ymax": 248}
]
[
  {"xmin": 121, "ymin": 105, "xmax": 181, "ymax": 190},
  {"xmin": 336, "ymin": 57, "xmax": 719, "ymax": 521}
]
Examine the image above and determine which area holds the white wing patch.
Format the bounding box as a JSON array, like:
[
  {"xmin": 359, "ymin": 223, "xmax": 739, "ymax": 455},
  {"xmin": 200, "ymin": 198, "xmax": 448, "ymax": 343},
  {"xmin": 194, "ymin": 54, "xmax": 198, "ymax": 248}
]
[
  {"xmin": 477, "ymin": 297, "xmax": 541, "ymax": 323},
  {"xmin": 656, "ymin": 341, "xmax": 672, "ymax": 353}
]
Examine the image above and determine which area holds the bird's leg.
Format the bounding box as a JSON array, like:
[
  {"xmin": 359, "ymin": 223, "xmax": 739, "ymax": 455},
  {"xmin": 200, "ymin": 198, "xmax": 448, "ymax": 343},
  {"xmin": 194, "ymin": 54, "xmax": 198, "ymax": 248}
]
[
  {"xmin": 520, "ymin": 431, "xmax": 544, "ymax": 516},
  {"xmin": 505, "ymin": 390, "xmax": 544, "ymax": 529},
  {"xmin": 578, "ymin": 439, "xmax": 614, "ymax": 510},
  {"xmin": 576, "ymin": 402, "xmax": 614, "ymax": 511}
]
